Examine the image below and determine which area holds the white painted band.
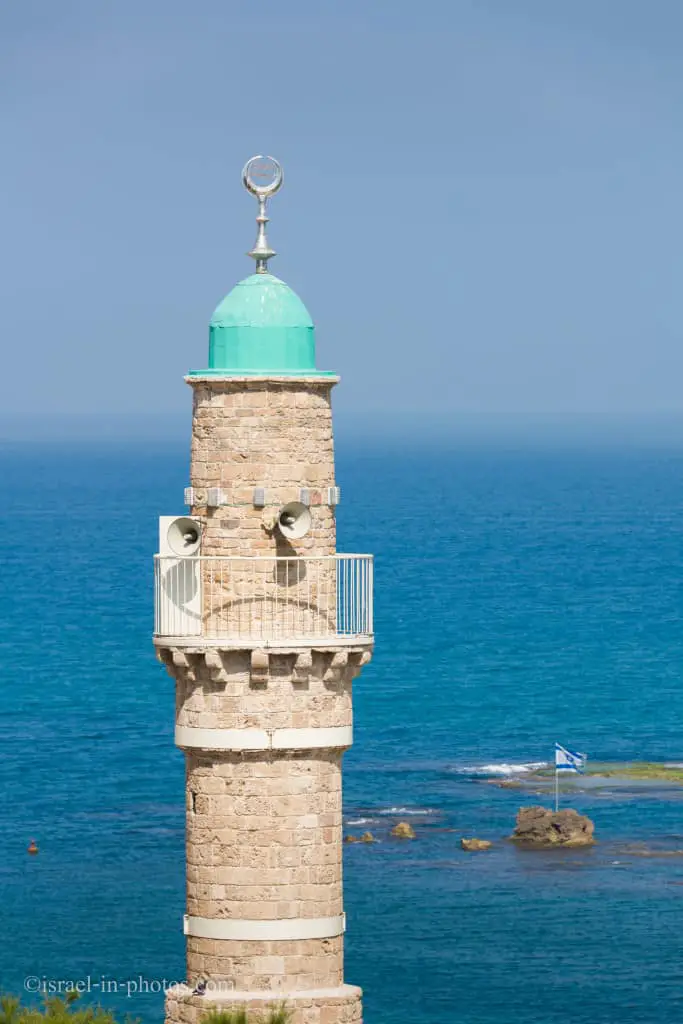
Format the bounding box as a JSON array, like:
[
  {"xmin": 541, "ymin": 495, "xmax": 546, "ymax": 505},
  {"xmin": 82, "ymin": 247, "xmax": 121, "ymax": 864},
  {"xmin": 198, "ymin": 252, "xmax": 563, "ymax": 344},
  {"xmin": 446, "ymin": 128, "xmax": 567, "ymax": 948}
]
[
  {"xmin": 184, "ymin": 913, "xmax": 346, "ymax": 941},
  {"xmin": 175, "ymin": 724, "xmax": 353, "ymax": 751}
]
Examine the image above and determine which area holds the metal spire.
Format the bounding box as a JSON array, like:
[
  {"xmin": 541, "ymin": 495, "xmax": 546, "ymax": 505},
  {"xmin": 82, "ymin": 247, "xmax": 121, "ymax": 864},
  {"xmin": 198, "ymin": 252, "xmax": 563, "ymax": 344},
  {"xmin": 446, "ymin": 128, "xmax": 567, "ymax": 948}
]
[{"xmin": 242, "ymin": 155, "xmax": 284, "ymax": 274}]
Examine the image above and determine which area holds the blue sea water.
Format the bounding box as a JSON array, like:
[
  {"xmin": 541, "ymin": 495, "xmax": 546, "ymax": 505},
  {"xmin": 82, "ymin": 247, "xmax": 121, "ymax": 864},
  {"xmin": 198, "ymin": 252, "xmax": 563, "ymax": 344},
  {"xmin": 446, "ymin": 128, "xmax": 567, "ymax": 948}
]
[{"xmin": 2, "ymin": 439, "xmax": 683, "ymax": 1024}]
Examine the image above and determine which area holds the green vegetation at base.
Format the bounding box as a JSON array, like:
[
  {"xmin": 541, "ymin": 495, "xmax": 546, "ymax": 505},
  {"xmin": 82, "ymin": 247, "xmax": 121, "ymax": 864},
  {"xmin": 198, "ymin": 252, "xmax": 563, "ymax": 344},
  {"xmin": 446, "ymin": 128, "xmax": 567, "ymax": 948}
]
[
  {"xmin": 0, "ymin": 993, "xmax": 131, "ymax": 1024},
  {"xmin": 0, "ymin": 995, "xmax": 291, "ymax": 1024}
]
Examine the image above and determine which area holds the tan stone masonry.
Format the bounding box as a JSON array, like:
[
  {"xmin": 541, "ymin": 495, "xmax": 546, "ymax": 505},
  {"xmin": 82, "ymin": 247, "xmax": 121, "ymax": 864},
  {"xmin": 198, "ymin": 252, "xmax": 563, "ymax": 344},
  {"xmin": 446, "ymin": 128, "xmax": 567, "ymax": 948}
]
[
  {"xmin": 162, "ymin": 373, "xmax": 371, "ymax": 1024},
  {"xmin": 184, "ymin": 750, "xmax": 344, "ymax": 990},
  {"xmin": 163, "ymin": 648, "xmax": 364, "ymax": 734},
  {"xmin": 166, "ymin": 984, "xmax": 363, "ymax": 1024},
  {"xmin": 187, "ymin": 378, "xmax": 338, "ymax": 558}
]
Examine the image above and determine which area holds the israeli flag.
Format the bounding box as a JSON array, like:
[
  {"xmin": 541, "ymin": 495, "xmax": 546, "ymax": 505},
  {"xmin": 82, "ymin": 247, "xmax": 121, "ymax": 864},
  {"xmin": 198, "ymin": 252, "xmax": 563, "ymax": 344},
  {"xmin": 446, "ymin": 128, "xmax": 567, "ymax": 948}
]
[{"xmin": 555, "ymin": 743, "xmax": 586, "ymax": 773}]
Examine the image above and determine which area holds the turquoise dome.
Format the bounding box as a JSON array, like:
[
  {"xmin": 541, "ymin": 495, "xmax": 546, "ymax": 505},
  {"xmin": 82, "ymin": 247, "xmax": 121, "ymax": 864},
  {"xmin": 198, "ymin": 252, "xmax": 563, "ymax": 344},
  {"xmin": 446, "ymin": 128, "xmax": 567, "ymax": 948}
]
[{"xmin": 190, "ymin": 273, "xmax": 331, "ymax": 376}]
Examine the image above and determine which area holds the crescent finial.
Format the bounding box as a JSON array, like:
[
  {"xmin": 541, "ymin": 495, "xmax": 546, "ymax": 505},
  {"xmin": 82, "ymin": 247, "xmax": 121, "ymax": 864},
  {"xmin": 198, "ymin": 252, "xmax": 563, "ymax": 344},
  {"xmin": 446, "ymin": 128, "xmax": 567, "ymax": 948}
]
[{"xmin": 242, "ymin": 155, "xmax": 283, "ymax": 273}]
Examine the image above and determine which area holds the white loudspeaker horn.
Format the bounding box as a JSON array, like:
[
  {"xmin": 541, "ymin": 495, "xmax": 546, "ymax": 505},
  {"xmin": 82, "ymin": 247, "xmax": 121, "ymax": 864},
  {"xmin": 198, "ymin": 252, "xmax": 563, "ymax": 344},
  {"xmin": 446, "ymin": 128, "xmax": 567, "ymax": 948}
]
[
  {"xmin": 157, "ymin": 516, "xmax": 202, "ymax": 638},
  {"xmin": 159, "ymin": 516, "xmax": 202, "ymax": 557},
  {"xmin": 277, "ymin": 502, "xmax": 311, "ymax": 540}
]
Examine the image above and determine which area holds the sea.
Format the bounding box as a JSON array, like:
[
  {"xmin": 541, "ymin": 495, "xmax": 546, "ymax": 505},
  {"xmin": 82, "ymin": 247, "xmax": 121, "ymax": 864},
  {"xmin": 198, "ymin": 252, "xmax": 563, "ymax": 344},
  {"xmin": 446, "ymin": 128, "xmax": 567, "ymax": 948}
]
[{"xmin": 2, "ymin": 437, "xmax": 683, "ymax": 1024}]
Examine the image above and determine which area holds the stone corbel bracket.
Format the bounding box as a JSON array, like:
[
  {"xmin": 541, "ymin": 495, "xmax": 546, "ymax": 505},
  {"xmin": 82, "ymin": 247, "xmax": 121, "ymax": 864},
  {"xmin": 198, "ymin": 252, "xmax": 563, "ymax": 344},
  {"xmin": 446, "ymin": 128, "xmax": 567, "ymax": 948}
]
[
  {"xmin": 158, "ymin": 648, "xmax": 205, "ymax": 683},
  {"xmin": 292, "ymin": 649, "xmax": 313, "ymax": 683},
  {"xmin": 205, "ymin": 649, "xmax": 228, "ymax": 683},
  {"xmin": 156, "ymin": 643, "xmax": 373, "ymax": 686},
  {"xmin": 323, "ymin": 650, "xmax": 348, "ymax": 683},
  {"xmin": 250, "ymin": 648, "xmax": 269, "ymax": 685}
]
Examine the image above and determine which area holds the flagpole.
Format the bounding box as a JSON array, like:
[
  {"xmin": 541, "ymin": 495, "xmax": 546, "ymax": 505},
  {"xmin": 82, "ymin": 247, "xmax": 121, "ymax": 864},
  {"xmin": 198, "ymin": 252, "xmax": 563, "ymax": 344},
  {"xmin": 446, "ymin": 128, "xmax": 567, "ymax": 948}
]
[{"xmin": 554, "ymin": 744, "xmax": 586, "ymax": 812}]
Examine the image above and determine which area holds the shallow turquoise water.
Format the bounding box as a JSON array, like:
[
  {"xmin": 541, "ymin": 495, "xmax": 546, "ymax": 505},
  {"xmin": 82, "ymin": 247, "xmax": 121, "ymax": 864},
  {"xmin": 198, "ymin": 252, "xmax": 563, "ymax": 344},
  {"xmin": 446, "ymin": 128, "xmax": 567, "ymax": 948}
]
[{"xmin": 2, "ymin": 442, "xmax": 683, "ymax": 1023}]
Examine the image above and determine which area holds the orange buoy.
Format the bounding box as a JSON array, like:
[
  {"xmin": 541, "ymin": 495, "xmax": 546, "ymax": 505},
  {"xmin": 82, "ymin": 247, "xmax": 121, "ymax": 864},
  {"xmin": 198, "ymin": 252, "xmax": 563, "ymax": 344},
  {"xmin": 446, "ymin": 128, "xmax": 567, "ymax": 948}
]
[{"xmin": 27, "ymin": 840, "xmax": 38, "ymax": 855}]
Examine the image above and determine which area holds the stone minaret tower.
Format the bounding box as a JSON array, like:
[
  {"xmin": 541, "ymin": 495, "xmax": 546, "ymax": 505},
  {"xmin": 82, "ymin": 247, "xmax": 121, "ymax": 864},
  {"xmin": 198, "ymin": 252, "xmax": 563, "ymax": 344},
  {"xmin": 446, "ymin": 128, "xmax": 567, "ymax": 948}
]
[{"xmin": 155, "ymin": 157, "xmax": 373, "ymax": 1024}]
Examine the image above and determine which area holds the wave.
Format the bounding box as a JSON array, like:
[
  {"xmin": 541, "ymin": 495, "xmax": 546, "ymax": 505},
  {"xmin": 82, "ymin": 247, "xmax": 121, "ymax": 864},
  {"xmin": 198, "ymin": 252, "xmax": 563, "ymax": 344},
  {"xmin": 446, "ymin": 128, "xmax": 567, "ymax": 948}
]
[
  {"xmin": 457, "ymin": 761, "xmax": 548, "ymax": 777},
  {"xmin": 377, "ymin": 806, "xmax": 435, "ymax": 815},
  {"xmin": 345, "ymin": 818, "xmax": 378, "ymax": 826}
]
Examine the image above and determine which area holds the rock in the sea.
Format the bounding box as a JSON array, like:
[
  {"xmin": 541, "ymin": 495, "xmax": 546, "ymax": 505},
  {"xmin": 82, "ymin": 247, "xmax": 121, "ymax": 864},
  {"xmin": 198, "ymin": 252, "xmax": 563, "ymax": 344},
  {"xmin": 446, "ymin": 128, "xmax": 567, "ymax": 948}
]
[
  {"xmin": 391, "ymin": 821, "xmax": 416, "ymax": 839},
  {"xmin": 511, "ymin": 806, "xmax": 595, "ymax": 846},
  {"xmin": 360, "ymin": 831, "xmax": 376, "ymax": 843},
  {"xmin": 461, "ymin": 838, "xmax": 492, "ymax": 851},
  {"xmin": 344, "ymin": 834, "xmax": 358, "ymax": 843}
]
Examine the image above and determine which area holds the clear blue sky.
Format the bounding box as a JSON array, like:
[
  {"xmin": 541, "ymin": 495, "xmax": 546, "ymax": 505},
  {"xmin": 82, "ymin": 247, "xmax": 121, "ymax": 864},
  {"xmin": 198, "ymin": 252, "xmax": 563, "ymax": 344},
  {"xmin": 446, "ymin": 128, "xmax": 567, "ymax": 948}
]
[{"xmin": 2, "ymin": 1, "xmax": 683, "ymax": 431}]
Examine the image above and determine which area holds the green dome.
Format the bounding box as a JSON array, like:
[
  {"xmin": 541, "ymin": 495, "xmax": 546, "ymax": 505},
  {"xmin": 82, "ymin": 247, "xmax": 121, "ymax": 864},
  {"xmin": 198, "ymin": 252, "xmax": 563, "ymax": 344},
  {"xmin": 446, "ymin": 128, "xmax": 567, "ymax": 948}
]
[{"xmin": 194, "ymin": 273, "xmax": 324, "ymax": 376}]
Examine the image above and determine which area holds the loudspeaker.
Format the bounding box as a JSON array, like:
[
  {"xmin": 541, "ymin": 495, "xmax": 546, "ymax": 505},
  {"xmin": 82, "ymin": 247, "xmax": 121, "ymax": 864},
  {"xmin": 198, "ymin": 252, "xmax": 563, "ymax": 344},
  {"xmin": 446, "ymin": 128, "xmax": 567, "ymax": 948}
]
[
  {"xmin": 276, "ymin": 502, "xmax": 311, "ymax": 540},
  {"xmin": 159, "ymin": 516, "xmax": 202, "ymax": 557},
  {"xmin": 157, "ymin": 516, "xmax": 202, "ymax": 637}
]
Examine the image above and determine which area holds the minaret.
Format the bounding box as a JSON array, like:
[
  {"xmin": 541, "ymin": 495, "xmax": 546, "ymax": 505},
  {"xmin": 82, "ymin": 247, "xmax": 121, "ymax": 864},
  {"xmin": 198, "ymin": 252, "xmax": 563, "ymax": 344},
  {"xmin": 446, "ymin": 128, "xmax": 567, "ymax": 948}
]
[{"xmin": 155, "ymin": 157, "xmax": 373, "ymax": 1024}]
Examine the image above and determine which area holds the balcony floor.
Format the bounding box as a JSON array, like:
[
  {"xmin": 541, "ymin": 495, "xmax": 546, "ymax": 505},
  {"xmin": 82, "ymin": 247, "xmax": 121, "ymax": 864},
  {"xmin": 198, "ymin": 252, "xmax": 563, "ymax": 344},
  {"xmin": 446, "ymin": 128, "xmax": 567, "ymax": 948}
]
[{"xmin": 153, "ymin": 633, "xmax": 374, "ymax": 651}]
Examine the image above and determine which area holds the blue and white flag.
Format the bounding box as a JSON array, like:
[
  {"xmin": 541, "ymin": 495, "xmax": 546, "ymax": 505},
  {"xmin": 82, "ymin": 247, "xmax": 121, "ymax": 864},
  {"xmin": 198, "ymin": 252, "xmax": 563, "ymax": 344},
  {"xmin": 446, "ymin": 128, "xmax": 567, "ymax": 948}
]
[{"xmin": 555, "ymin": 743, "xmax": 586, "ymax": 773}]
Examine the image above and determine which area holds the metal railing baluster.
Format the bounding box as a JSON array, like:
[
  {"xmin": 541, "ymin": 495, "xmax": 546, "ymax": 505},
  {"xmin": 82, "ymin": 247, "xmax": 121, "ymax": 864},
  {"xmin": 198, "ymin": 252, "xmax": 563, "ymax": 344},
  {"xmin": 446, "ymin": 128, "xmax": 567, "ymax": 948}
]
[{"xmin": 153, "ymin": 554, "xmax": 374, "ymax": 642}]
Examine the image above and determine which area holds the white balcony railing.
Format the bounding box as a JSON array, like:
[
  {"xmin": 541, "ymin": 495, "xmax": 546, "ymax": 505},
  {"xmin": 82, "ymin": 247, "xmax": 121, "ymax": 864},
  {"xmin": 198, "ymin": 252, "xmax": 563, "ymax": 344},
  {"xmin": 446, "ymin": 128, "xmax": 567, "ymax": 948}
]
[{"xmin": 154, "ymin": 554, "xmax": 373, "ymax": 643}]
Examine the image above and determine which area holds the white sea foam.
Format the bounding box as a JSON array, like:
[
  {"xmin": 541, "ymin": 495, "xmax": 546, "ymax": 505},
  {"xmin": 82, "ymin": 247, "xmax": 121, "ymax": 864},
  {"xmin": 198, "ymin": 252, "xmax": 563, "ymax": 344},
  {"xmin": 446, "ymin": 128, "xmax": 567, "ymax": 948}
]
[
  {"xmin": 459, "ymin": 761, "xmax": 548, "ymax": 777},
  {"xmin": 377, "ymin": 807, "xmax": 435, "ymax": 815},
  {"xmin": 345, "ymin": 818, "xmax": 377, "ymax": 826}
]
